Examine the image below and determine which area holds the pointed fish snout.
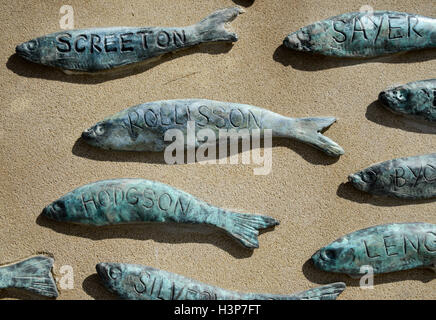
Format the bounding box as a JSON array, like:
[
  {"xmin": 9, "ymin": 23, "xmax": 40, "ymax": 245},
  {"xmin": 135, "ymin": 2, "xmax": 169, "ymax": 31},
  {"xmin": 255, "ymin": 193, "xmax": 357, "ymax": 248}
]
[
  {"xmin": 96, "ymin": 263, "xmax": 110, "ymax": 281},
  {"xmin": 81, "ymin": 128, "xmax": 95, "ymax": 141},
  {"xmin": 378, "ymin": 91, "xmax": 390, "ymax": 106},
  {"xmin": 284, "ymin": 33, "xmax": 301, "ymax": 50}
]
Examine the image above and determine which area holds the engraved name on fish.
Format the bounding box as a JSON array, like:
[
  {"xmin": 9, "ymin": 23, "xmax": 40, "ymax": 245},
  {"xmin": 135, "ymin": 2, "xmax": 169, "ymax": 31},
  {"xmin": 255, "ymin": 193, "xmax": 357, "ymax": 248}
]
[
  {"xmin": 348, "ymin": 153, "xmax": 436, "ymax": 200},
  {"xmin": 379, "ymin": 79, "xmax": 436, "ymax": 122},
  {"xmin": 81, "ymin": 99, "xmax": 344, "ymax": 157},
  {"xmin": 284, "ymin": 11, "xmax": 436, "ymax": 57},
  {"xmin": 96, "ymin": 263, "xmax": 346, "ymax": 300},
  {"xmin": 312, "ymin": 223, "xmax": 436, "ymax": 276},
  {"xmin": 15, "ymin": 7, "xmax": 243, "ymax": 73},
  {"xmin": 0, "ymin": 255, "xmax": 59, "ymax": 298},
  {"xmin": 41, "ymin": 179, "xmax": 279, "ymax": 249}
]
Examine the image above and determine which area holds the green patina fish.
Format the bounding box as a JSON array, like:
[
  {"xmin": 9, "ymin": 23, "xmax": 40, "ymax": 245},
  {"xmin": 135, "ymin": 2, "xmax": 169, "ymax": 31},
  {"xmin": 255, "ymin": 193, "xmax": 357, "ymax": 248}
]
[
  {"xmin": 96, "ymin": 263, "xmax": 346, "ymax": 300},
  {"xmin": 284, "ymin": 11, "xmax": 436, "ymax": 57},
  {"xmin": 312, "ymin": 223, "xmax": 436, "ymax": 276},
  {"xmin": 0, "ymin": 255, "xmax": 58, "ymax": 298},
  {"xmin": 379, "ymin": 79, "xmax": 436, "ymax": 122},
  {"xmin": 349, "ymin": 153, "xmax": 436, "ymax": 200},
  {"xmin": 16, "ymin": 7, "xmax": 243, "ymax": 73},
  {"xmin": 41, "ymin": 179, "xmax": 279, "ymax": 249},
  {"xmin": 81, "ymin": 99, "xmax": 344, "ymax": 157}
]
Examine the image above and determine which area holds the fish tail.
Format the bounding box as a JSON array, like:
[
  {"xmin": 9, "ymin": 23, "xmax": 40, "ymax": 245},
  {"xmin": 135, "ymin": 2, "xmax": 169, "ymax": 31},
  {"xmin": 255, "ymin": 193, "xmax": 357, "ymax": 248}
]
[
  {"xmin": 194, "ymin": 7, "xmax": 244, "ymax": 42},
  {"xmin": 6, "ymin": 255, "xmax": 59, "ymax": 298},
  {"xmin": 255, "ymin": 282, "xmax": 346, "ymax": 300},
  {"xmin": 222, "ymin": 212, "xmax": 279, "ymax": 249},
  {"xmin": 291, "ymin": 117, "xmax": 344, "ymax": 157}
]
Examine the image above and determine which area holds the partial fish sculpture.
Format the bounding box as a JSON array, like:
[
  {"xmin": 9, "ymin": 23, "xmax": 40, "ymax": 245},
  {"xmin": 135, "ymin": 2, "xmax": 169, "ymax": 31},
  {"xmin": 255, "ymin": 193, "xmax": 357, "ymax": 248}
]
[
  {"xmin": 0, "ymin": 255, "xmax": 59, "ymax": 298},
  {"xmin": 284, "ymin": 11, "xmax": 436, "ymax": 57},
  {"xmin": 312, "ymin": 223, "xmax": 436, "ymax": 276}
]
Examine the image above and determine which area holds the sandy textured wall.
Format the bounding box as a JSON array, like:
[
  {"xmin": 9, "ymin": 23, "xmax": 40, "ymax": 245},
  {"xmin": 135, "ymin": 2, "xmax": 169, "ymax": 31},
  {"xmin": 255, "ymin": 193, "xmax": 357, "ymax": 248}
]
[{"xmin": 0, "ymin": 0, "xmax": 434, "ymax": 299}]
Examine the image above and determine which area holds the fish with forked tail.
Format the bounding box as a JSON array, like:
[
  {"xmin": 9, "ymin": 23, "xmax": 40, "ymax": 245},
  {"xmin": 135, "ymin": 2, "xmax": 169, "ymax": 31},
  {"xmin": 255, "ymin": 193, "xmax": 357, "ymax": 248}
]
[
  {"xmin": 348, "ymin": 153, "xmax": 436, "ymax": 200},
  {"xmin": 284, "ymin": 11, "xmax": 436, "ymax": 58},
  {"xmin": 81, "ymin": 99, "xmax": 344, "ymax": 157},
  {"xmin": 0, "ymin": 255, "xmax": 59, "ymax": 298},
  {"xmin": 379, "ymin": 79, "xmax": 436, "ymax": 122},
  {"xmin": 96, "ymin": 263, "xmax": 346, "ymax": 300},
  {"xmin": 15, "ymin": 7, "xmax": 243, "ymax": 73},
  {"xmin": 41, "ymin": 179, "xmax": 279, "ymax": 249},
  {"xmin": 312, "ymin": 223, "xmax": 436, "ymax": 276}
]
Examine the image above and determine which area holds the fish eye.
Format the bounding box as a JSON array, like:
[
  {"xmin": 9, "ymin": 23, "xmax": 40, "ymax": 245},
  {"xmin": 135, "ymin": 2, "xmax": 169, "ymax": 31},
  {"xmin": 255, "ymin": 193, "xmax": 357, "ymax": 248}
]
[
  {"xmin": 95, "ymin": 125, "xmax": 105, "ymax": 135},
  {"xmin": 361, "ymin": 170, "xmax": 377, "ymax": 183},
  {"xmin": 109, "ymin": 267, "xmax": 122, "ymax": 280},
  {"xmin": 26, "ymin": 40, "xmax": 38, "ymax": 51},
  {"xmin": 324, "ymin": 249, "xmax": 337, "ymax": 259},
  {"xmin": 395, "ymin": 90, "xmax": 406, "ymax": 101}
]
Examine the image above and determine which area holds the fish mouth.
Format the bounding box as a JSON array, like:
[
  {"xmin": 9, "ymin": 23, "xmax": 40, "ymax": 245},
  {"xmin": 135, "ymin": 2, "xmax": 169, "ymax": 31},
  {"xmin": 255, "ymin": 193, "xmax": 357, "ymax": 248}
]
[
  {"xmin": 81, "ymin": 128, "xmax": 96, "ymax": 141},
  {"xmin": 96, "ymin": 263, "xmax": 110, "ymax": 282},
  {"xmin": 16, "ymin": 44, "xmax": 31, "ymax": 59},
  {"xmin": 378, "ymin": 91, "xmax": 391, "ymax": 107},
  {"xmin": 348, "ymin": 173, "xmax": 368, "ymax": 192}
]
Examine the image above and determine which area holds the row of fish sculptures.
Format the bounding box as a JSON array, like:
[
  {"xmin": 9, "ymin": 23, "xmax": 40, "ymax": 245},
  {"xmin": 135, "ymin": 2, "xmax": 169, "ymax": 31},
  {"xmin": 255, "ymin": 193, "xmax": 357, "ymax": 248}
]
[{"xmin": 2, "ymin": 6, "xmax": 435, "ymax": 299}]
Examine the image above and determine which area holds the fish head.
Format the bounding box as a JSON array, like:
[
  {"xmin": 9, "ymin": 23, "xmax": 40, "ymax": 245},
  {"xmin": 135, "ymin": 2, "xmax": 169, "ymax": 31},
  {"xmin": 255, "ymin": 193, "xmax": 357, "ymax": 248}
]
[
  {"xmin": 81, "ymin": 121, "xmax": 115, "ymax": 149},
  {"xmin": 16, "ymin": 39, "xmax": 43, "ymax": 64},
  {"xmin": 41, "ymin": 199, "xmax": 69, "ymax": 222},
  {"xmin": 96, "ymin": 262, "xmax": 128, "ymax": 294},
  {"xmin": 348, "ymin": 167, "xmax": 378, "ymax": 193},
  {"xmin": 312, "ymin": 239, "xmax": 356, "ymax": 273},
  {"xmin": 283, "ymin": 27, "xmax": 313, "ymax": 52},
  {"xmin": 378, "ymin": 86, "xmax": 412, "ymax": 115}
]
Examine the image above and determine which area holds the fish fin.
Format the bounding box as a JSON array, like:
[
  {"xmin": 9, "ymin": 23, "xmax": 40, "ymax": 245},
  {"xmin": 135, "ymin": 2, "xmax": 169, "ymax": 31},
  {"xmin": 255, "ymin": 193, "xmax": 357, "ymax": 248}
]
[
  {"xmin": 291, "ymin": 117, "xmax": 344, "ymax": 157},
  {"xmin": 8, "ymin": 255, "xmax": 59, "ymax": 298},
  {"xmin": 194, "ymin": 7, "xmax": 244, "ymax": 42},
  {"xmin": 224, "ymin": 212, "xmax": 279, "ymax": 249},
  {"xmin": 289, "ymin": 282, "xmax": 346, "ymax": 300}
]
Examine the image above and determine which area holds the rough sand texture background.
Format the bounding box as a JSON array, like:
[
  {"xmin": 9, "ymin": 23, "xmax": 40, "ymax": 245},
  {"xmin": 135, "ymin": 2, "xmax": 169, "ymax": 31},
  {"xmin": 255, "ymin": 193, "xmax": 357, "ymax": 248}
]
[{"xmin": 0, "ymin": 0, "xmax": 435, "ymax": 299}]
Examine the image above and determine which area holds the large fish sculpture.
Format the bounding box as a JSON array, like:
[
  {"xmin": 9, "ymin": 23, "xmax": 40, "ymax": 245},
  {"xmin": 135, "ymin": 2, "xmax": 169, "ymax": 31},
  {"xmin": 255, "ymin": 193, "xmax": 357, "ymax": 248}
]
[
  {"xmin": 379, "ymin": 79, "xmax": 436, "ymax": 122},
  {"xmin": 284, "ymin": 11, "xmax": 436, "ymax": 58},
  {"xmin": 348, "ymin": 153, "xmax": 436, "ymax": 200},
  {"xmin": 312, "ymin": 223, "xmax": 436, "ymax": 276},
  {"xmin": 0, "ymin": 255, "xmax": 59, "ymax": 298},
  {"xmin": 81, "ymin": 99, "xmax": 345, "ymax": 157},
  {"xmin": 15, "ymin": 7, "xmax": 243, "ymax": 73},
  {"xmin": 96, "ymin": 262, "xmax": 346, "ymax": 300},
  {"xmin": 41, "ymin": 179, "xmax": 279, "ymax": 249}
]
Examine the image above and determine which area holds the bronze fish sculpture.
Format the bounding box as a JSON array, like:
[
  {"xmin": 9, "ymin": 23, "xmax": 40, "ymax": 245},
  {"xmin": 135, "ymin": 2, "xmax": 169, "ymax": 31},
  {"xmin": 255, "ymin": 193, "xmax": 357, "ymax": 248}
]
[
  {"xmin": 312, "ymin": 222, "xmax": 436, "ymax": 276},
  {"xmin": 349, "ymin": 153, "xmax": 436, "ymax": 200},
  {"xmin": 16, "ymin": 7, "xmax": 243, "ymax": 73},
  {"xmin": 284, "ymin": 11, "xmax": 436, "ymax": 57},
  {"xmin": 41, "ymin": 179, "xmax": 279, "ymax": 249},
  {"xmin": 0, "ymin": 255, "xmax": 58, "ymax": 298},
  {"xmin": 96, "ymin": 263, "xmax": 346, "ymax": 300},
  {"xmin": 379, "ymin": 79, "xmax": 436, "ymax": 122},
  {"xmin": 82, "ymin": 99, "xmax": 344, "ymax": 157}
]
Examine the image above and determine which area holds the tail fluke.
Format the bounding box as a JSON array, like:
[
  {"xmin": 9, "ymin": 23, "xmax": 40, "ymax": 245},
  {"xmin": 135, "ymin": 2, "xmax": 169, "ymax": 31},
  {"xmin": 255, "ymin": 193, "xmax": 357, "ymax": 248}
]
[
  {"xmin": 223, "ymin": 212, "xmax": 279, "ymax": 249},
  {"xmin": 194, "ymin": 7, "xmax": 244, "ymax": 42},
  {"xmin": 2, "ymin": 255, "xmax": 59, "ymax": 298},
  {"xmin": 290, "ymin": 282, "xmax": 346, "ymax": 300},
  {"xmin": 292, "ymin": 117, "xmax": 344, "ymax": 157}
]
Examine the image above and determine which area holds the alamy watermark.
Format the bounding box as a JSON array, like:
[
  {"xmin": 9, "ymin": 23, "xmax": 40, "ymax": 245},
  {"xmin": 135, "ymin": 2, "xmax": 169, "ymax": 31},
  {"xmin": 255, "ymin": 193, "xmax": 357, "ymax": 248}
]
[
  {"xmin": 59, "ymin": 5, "xmax": 74, "ymax": 30},
  {"xmin": 56, "ymin": 264, "xmax": 74, "ymax": 290},
  {"xmin": 163, "ymin": 121, "xmax": 273, "ymax": 175}
]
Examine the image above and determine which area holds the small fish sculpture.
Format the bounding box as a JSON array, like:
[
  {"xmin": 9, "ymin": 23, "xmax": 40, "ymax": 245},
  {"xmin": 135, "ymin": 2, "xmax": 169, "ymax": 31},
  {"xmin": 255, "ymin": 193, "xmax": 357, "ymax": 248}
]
[
  {"xmin": 81, "ymin": 99, "xmax": 344, "ymax": 157},
  {"xmin": 379, "ymin": 79, "xmax": 436, "ymax": 122},
  {"xmin": 0, "ymin": 255, "xmax": 59, "ymax": 298},
  {"xmin": 41, "ymin": 179, "xmax": 279, "ymax": 249},
  {"xmin": 284, "ymin": 11, "xmax": 436, "ymax": 57},
  {"xmin": 348, "ymin": 153, "xmax": 436, "ymax": 200},
  {"xmin": 312, "ymin": 222, "xmax": 436, "ymax": 276},
  {"xmin": 96, "ymin": 263, "xmax": 346, "ymax": 300},
  {"xmin": 15, "ymin": 7, "xmax": 243, "ymax": 73}
]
